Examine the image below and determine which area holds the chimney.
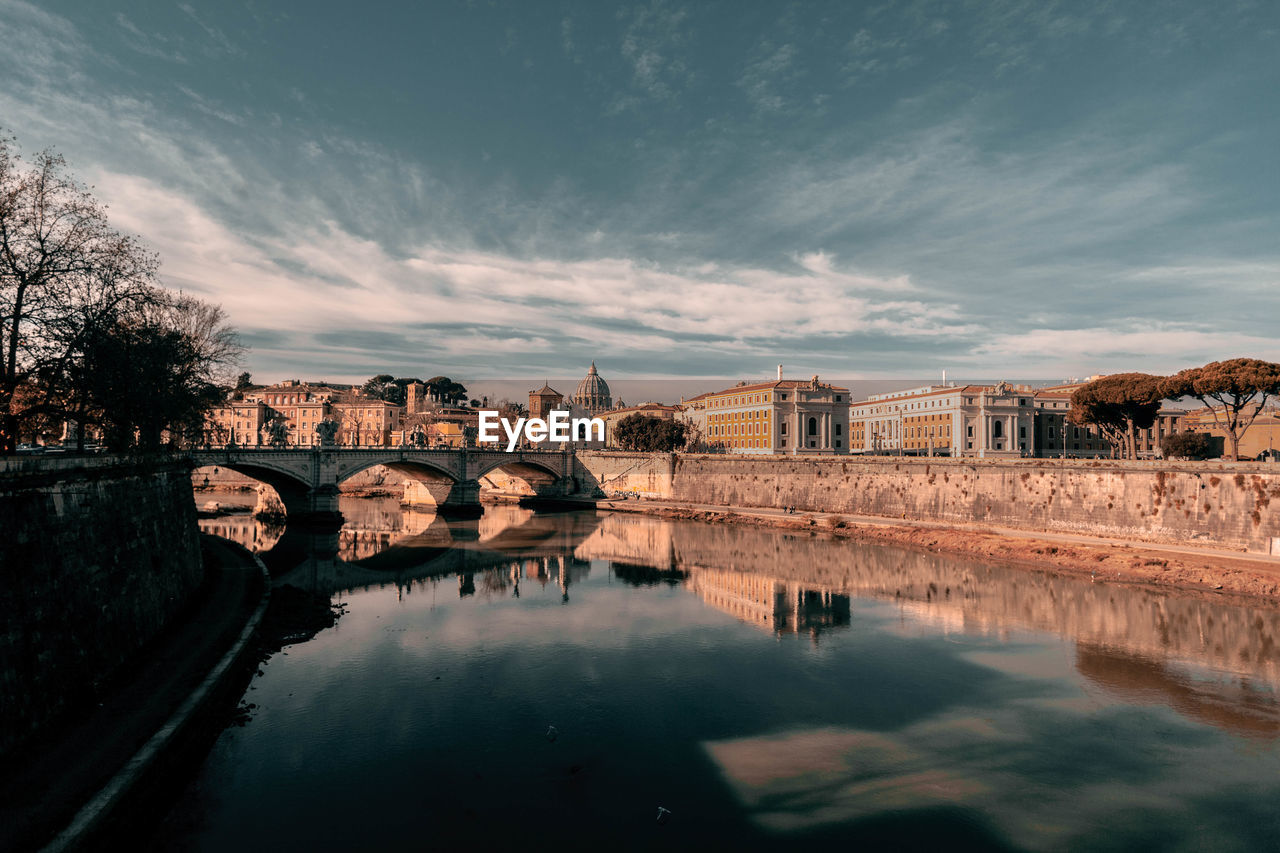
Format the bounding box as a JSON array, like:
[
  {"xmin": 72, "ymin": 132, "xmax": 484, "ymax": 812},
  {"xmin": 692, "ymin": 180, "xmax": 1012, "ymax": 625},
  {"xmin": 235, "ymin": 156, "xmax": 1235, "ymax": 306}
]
[{"xmin": 777, "ymin": 364, "xmax": 783, "ymax": 381}]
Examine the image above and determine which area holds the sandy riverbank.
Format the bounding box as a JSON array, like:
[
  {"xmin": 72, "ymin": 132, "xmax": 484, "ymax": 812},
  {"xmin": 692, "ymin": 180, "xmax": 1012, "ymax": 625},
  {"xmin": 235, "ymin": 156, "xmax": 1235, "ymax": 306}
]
[{"xmin": 598, "ymin": 499, "xmax": 1280, "ymax": 608}]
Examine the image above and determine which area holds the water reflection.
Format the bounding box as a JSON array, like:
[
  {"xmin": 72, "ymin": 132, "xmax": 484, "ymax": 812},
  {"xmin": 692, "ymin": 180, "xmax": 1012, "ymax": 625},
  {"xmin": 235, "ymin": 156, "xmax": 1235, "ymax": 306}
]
[
  {"xmin": 169, "ymin": 505, "xmax": 1280, "ymax": 850},
  {"xmin": 196, "ymin": 500, "xmax": 1280, "ymax": 745}
]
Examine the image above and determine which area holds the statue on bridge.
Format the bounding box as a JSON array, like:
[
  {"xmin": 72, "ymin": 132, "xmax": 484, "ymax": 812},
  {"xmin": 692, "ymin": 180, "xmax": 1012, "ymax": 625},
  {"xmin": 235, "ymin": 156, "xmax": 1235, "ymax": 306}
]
[
  {"xmin": 267, "ymin": 419, "xmax": 291, "ymax": 448},
  {"xmin": 316, "ymin": 418, "xmax": 340, "ymax": 447}
]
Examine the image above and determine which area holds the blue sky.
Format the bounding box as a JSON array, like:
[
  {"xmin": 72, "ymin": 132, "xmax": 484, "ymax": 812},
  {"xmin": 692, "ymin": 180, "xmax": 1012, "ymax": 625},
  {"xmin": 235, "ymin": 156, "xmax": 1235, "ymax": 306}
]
[{"xmin": 2, "ymin": 0, "xmax": 1277, "ymax": 383}]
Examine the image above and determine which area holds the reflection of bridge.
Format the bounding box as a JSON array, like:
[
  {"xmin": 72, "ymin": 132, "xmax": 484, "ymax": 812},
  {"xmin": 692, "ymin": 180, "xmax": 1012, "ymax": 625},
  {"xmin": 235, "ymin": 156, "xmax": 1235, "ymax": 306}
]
[
  {"xmin": 250, "ymin": 506, "xmax": 604, "ymax": 596},
  {"xmin": 188, "ymin": 447, "xmax": 588, "ymax": 523}
]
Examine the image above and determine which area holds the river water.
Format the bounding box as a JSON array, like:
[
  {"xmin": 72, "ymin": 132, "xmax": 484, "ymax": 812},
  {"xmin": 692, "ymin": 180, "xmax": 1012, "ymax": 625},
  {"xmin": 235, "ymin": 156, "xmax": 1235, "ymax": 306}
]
[{"xmin": 171, "ymin": 496, "xmax": 1280, "ymax": 850}]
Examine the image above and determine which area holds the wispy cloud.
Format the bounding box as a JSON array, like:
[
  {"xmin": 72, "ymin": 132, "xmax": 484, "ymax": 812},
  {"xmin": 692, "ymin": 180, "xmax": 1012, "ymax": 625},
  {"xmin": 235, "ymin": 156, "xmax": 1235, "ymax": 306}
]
[
  {"xmin": 114, "ymin": 12, "xmax": 188, "ymax": 63},
  {"xmin": 177, "ymin": 2, "xmax": 244, "ymax": 57},
  {"xmin": 2, "ymin": 0, "xmax": 1277, "ymax": 381},
  {"xmin": 610, "ymin": 0, "xmax": 693, "ymax": 111}
]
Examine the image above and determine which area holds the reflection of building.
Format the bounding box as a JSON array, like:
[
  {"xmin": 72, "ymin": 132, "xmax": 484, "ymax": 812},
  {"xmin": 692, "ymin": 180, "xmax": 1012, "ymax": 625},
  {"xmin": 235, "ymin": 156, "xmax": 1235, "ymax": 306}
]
[
  {"xmin": 703, "ymin": 367, "xmax": 850, "ymax": 455},
  {"xmin": 688, "ymin": 567, "xmax": 850, "ymax": 640},
  {"xmin": 571, "ymin": 362, "xmax": 612, "ymax": 414}
]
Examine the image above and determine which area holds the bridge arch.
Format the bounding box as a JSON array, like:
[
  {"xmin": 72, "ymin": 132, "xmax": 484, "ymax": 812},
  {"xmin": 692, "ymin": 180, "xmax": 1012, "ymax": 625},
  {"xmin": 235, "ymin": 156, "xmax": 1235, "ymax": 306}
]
[
  {"xmin": 334, "ymin": 457, "xmax": 465, "ymax": 511},
  {"xmin": 474, "ymin": 458, "xmax": 574, "ymax": 499},
  {"xmin": 333, "ymin": 457, "xmax": 460, "ymax": 487},
  {"xmin": 193, "ymin": 461, "xmax": 314, "ymax": 518}
]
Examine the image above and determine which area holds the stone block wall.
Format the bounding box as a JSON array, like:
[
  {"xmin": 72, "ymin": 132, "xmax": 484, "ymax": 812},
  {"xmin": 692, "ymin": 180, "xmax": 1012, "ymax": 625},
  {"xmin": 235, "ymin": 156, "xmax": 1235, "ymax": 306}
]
[
  {"xmin": 0, "ymin": 456, "xmax": 204, "ymax": 757},
  {"xmin": 575, "ymin": 453, "xmax": 1280, "ymax": 553}
]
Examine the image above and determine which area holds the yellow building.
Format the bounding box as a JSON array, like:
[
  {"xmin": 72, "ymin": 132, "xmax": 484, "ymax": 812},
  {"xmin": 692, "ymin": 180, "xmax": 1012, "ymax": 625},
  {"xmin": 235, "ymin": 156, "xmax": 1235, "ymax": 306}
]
[
  {"xmin": 703, "ymin": 369, "xmax": 849, "ymax": 455},
  {"xmin": 1185, "ymin": 405, "xmax": 1280, "ymax": 459}
]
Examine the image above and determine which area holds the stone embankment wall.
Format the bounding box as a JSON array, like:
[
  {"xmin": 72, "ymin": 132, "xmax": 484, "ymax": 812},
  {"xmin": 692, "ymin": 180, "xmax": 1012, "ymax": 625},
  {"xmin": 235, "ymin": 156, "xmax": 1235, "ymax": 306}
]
[
  {"xmin": 0, "ymin": 455, "xmax": 203, "ymax": 757},
  {"xmin": 574, "ymin": 453, "xmax": 1280, "ymax": 554}
]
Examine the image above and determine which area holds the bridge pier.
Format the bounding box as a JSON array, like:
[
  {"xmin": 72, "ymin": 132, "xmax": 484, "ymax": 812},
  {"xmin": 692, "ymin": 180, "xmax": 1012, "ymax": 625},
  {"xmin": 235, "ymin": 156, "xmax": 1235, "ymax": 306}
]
[
  {"xmin": 436, "ymin": 479, "xmax": 483, "ymax": 518},
  {"xmin": 290, "ymin": 484, "xmax": 344, "ymax": 528}
]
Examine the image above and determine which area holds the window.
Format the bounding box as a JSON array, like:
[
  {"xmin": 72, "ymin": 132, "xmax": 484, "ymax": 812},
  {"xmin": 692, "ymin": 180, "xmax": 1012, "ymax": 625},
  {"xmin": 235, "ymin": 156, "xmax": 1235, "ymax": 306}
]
[
  {"xmin": 835, "ymin": 423, "xmax": 842, "ymax": 436},
  {"xmin": 993, "ymin": 421, "xmax": 1003, "ymax": 439},
  {"xmin": 780, "ymin": 423, "xmax": 787, "ymax": 435},
  {"xmin": 967, "ymin": 425, "xmax": 974, "ymax": 437},
  {"xmin": 808, "ymin": 417, "xmax": 818, "ymax": 436},
  {"xmin": 1019, "ymin": 426, "xmax": 1026, "ymax": 439}
]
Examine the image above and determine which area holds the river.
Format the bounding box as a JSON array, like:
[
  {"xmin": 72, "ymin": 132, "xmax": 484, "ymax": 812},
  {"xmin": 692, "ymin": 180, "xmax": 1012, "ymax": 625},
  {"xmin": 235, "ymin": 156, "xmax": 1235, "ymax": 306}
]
[{"xmin": 168, "ymin": 496, "xmax": 1280, "ymax": 850}]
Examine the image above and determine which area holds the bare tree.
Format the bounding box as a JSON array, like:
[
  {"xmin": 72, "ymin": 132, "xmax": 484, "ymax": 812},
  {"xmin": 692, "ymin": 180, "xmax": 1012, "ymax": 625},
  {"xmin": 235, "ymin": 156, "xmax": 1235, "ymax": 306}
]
[
  {"xmin": 0, "ymin": 136, "xmax": 160, "ymax": 451},
  {"xmin": 78, "ymin": 293, "xmax": 242, "ymax": 449}
]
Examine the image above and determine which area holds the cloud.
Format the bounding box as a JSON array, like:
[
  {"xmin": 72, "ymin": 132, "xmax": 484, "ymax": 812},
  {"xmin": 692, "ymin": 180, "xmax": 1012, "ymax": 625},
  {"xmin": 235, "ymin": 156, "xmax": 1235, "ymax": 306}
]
[
  {"xmin": 89, "ymin": 166, "xmax": 978, "ymax": 379},
  {"xmin": 974, "ymin": 324, "xmax": 1280, "ymax": 373},
  {"xmin": 177, "ymin": 2, "xmax": 244, "ymax": 57},
  {"xmin": 115, "ymin": 12, "xmax": 189, "ymax": 63},
  {"xmin": 738, "ymin": 42, "xmax": 797, "ymax": 112},
  {"xmin": 611, "ymin": 0, "xmax": 693, "ymax": 109},
  {"xmin": 3, "ymin": 0, "xmax": 1277, "ymax": 382}
]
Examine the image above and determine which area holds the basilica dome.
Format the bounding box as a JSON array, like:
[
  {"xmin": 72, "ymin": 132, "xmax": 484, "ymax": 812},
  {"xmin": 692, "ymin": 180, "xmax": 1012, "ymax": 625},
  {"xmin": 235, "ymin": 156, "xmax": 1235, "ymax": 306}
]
[{"xmin": 572, "ymin": 362, "xmax": 612, "ymax": 412}]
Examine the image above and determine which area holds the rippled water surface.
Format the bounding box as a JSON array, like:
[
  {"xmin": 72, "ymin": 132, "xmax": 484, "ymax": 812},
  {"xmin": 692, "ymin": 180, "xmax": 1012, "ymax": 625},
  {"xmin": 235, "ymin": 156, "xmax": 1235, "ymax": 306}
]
[{"xmin": 171, "ymin": 502, "xmax": 1280, "ymax": 851}]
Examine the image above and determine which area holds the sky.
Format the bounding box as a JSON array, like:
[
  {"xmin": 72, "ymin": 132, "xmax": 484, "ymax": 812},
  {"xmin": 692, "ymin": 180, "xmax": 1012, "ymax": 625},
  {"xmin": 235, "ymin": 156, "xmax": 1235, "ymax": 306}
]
[{"xmin": 2, "ymin": 0, "xmax": 1278, "ymax": 384}]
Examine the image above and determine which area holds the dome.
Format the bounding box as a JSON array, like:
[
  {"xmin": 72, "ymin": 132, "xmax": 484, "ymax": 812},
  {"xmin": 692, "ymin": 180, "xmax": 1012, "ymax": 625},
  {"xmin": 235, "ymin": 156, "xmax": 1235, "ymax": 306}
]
[{"xmin": 572, "ymin": 362, "xmax": 612, "ymax": 412}]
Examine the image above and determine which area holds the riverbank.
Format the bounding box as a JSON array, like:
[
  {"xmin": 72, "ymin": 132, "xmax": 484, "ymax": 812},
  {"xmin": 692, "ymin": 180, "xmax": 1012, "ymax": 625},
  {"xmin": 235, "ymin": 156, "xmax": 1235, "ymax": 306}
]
[
  {"xmin": 598, "ymin": 498, "xmax": 1280, "ymax": 607},
  {"xmin": 0, "ymin": 535, "xmax": 267, "ymax": 852}
]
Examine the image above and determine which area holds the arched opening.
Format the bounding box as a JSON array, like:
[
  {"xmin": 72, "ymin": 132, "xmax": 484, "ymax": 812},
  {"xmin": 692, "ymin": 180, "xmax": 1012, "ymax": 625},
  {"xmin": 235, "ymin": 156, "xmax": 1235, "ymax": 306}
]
[
  {"xmin": 476, "ymin": 460, "xmax": 567, "ymax": 502},
  {"xmin": 337, "ymin": 459, "xmax": 461, "ymax": 511},
  {"xmin": 993, "ymin": 421, "xmax": 1003, "ymax": 439},
  {"xmin": 807, "ymin": 417, "xmax": 818, "ymax": 436},
  {"xmin": 191, "ymin": 463, "xmax": 316, "ymax": 554}
]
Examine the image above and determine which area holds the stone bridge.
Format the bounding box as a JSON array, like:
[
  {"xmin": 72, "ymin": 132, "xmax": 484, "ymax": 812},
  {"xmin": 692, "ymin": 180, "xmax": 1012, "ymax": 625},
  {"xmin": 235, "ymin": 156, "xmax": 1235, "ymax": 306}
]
[{"xmin": 188, "ymin": 447, "xmax": 587, "ymax": 522}]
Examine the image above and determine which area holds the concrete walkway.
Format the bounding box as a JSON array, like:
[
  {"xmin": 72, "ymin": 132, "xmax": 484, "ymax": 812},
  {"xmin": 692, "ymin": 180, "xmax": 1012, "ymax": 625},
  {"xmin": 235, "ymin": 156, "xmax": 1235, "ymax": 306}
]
[
  {"xmin": 0, "ymin": 536, "xmax": 266, "ymax": 852},
  {"xmin": 599, "ymin": 498, "xmax": 1280, "ymax": 569}
]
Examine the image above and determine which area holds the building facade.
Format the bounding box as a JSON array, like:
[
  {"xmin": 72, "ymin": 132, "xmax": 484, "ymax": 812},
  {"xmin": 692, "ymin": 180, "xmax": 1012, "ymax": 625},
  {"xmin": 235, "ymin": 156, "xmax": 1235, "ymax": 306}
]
[
  {"xmin": 850, "ymin": 382, "xmax": 1050, "ymax": 457},
  {"xmin": 205, "ymin": 379, "xmax": 403, "ymax": 448},
  {"xmin": 528, "ymin": 383, "xmax": 563, "ymax": 422},
  {"xmin": 702, "ymin": 371, "xmax": 849, "ymax": 455},
  {"xmin": 1184, "ymin": 405, "xmax": 1280, "ymax": 459}
]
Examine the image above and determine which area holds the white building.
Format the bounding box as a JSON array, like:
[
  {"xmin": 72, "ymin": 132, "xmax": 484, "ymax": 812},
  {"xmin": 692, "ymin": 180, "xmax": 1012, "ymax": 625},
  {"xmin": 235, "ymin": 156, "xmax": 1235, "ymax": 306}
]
[{"xmin": 849, "ymin": 382, "xmax": 1038, "ymax": 457}]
